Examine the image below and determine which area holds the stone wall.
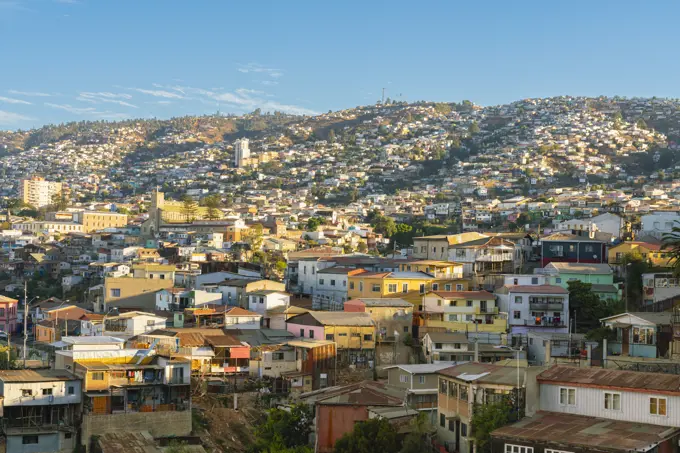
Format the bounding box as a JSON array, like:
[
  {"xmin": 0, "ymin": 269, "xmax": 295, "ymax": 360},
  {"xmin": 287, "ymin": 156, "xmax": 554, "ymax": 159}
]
[{"xmin": 81, "ymin": 410, "xmax": 192, "ymax": 451}]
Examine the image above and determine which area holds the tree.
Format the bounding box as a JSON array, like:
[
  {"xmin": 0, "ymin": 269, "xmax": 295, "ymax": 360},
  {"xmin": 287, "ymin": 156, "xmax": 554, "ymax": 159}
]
[
  {"xmin": 306, "ymin": 217, "xmax": 323, "ymax": 232},
  {"xmin": 251, "ymin": 404, "xmax": 313, "ymax": 453},
  {"xmin": 51, "ymin": 191, "xmax": 68, "ymax": 211},
  {"xmin": 469, "ymin": 121, "xmax": 480, "ymax": 135},
  {"xmin": 244, "ymin": 224, "xmax": 264, "ymax": 252},
  {"xmin": 275, "ymin": 260, "xmax": 287, "ymax": 273},
  {"xmin": 471, "ymin": 401, "xmax": 513, "ymax": 453},
  {"xmin": 662, "ymin": 224, "xmax": 680, "ymax": 276},
  {"xmin": 373, "ymin": 216, "xmax": 397, "ymax": 238},
  {"xmin": 399, "ymin": 413, "xmax": 433, "ymax": 453},
  {"xmin": 180, "ymin": 195, "xmax": 198, "ymax": 222},
  {"xmin": 636, "ymin": 119, "xmax": 648, "ymax": 129},
  {"xmin": 568, "ymin": 281, "xmax": 621, "ymax": 332},
  {"xmin": 357, "ymin": 241, "xmax": 368, "ymax": 253},
  {"xmin": 202, "ymin": 194, "xmax": 222, "ymax": 220},
  {"xmin": 334, "ymin": 418, "xmax": 400, "ymax": 453}
]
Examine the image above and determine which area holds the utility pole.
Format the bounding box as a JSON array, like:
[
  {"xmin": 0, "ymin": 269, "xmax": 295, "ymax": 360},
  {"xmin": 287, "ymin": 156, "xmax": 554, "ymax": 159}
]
[{"xmin": 23, "ymin": 281, "xmax": 28, "ymax": 367}]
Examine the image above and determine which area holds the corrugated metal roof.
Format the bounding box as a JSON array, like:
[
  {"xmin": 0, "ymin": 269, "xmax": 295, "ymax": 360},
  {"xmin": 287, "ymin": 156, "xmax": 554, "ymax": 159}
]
[
  {"xmin": 492, "ymin": 411, "xmax": 680, "ymax": 451},
  {"xmin": 309, "ymin": 311, "xmax": 375, "ymax": 326},
  {"xmin": 537, "ymin": 365, "xmax": 680, "ymax": 394},
  {"xmin": 0, "ymin": 369, "xmax": 78, "ymax": 383},
  {"xmin": 438, "ymin": 362, "xmax": 525, "ymax": 386},
  {"xmin": 384, "ymin": 364, "xmax": 456, "ymax": 374},
  {"xmin": 546, "ymin": 262, "xmax": 613, "ymax": 273}
]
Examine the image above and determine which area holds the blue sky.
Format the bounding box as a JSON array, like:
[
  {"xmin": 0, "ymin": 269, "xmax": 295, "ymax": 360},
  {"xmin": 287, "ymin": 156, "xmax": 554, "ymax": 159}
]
[{"xmin": 1, "ymin": 0, "xmax": 679, "ymax": 129}]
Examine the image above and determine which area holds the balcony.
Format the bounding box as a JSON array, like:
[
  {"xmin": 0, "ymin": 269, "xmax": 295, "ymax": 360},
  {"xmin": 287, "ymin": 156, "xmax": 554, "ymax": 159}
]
[
  {"xmin": 431, "ymin": 271, "xmax": 464, "ymax": 279},
  {"xmin": 529, "ymin": 302, "xmax": 563, "ymax": 311},
  {"xmin": 476, "ymin": 253, "xmax": 513, "ymax": 263},
  {"xmin": 522, "ymin": 319, "xmax": 566, "ymax": 328},
  {"xmin": 475, "ymin": 306, "xmax": 499, "ymax": 315}
]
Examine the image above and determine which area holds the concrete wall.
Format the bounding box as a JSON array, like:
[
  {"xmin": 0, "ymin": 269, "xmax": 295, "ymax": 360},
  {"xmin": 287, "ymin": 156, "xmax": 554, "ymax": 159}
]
[
  {"xmin": 81, "ymin": 410, "xmax": 191, "ymax": 450},
  {"xmin": 7, "ymin": 432, "xmax": 63, "ymax": 453}
]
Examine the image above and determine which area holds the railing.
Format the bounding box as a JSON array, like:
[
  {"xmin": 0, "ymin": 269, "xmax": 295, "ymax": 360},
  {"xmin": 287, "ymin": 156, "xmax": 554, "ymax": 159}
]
[
  {"xmin": 168, "ymin": 377, "xmax": 189, "ymax": 385},
  {"xmin": 476, "ymin": 253, "xmax": 513, "ymax": 262},
  {"xmin": 523, "ymin": 319, "xmax": 566, "ymax": 327},
  {"xmin": 431, "ymin": 271, "xmax": 464, "ymax": 279},
  {"xmin": 475, "ymin": 306, "xmax": 500, "ymax": 314},
  {"xmin": 411, "ymin": 401, "xmax": 437, "ymax": 410},
  {"xmin": 529, "ymin": 303, "xmax": 563, "ymax": 311}
]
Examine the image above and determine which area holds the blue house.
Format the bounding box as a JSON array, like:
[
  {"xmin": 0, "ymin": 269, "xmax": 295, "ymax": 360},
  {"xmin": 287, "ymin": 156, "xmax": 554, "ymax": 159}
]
[{"xmin": 600, "ymin": 312, "xmax": 672, "ymax": 359}]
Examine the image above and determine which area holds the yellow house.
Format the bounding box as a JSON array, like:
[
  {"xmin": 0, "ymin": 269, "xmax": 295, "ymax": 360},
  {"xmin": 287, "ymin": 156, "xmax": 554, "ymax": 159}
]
[
  {"xmin": 608, "ymin": 241, "xmax": 671, "ymax": 269},
  {"xmin": 286, "ymin": 311, "xmax": 375, "ymax": 366},
  {"xmin": 347, "ymin": 270, "xmax": 469, "ymax": 306},
  {"xmin": 418, "ymin": 290, "xmax": 508, "ymax": 334}
]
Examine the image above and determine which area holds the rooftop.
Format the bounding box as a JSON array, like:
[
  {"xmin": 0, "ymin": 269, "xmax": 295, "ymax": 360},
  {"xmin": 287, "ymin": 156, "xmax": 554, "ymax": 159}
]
[
  {"xmin": 545, "ymin": 262, "xmax": 613, "ymax": 273},
  {"xmin": 492, "ymin": 411, "xmax": 680, "ymax": 452},
  {"xmin": 438, "ymin": 362, "xmax": 526, "ymax": 386},
  {"xmin": 384, "ymin": 363, "xmax": 456, "ymax": 374},
  {"xmin": 504, "ymin": 285, "xmax": 569, "ymax": 294},
  {"xmin": 537, "ymin": 365, "xmax": 680, "ymax": 394},
  {"xmin": 347, "ymin": 298, "xmax": 412, "ymax": 308},
  {"xmin": 0, "ymin": 369, "xmax": 78, "ymax": 383}
]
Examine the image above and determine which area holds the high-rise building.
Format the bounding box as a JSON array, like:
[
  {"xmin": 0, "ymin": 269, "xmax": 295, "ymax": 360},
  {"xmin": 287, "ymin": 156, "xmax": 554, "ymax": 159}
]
[
  {"xmin": 234, "ymin": 138, "xmax": 250, "ymax": 168},
  {"xmin": 19, "ymin": 176, "xmax": 62, "ymax": 208}
]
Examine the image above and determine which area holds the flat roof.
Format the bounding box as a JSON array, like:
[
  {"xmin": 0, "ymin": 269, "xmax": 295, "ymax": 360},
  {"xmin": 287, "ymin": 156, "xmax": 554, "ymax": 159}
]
[
  {"xmin": 62, "ymin": 336, "xmax": 126, "ymax": 345},
  {"xmin": 492, "ymin": 411, "xmax": 680, "ymax": 452},
  {"xmin": 384, "ymin": 364, "xmax": 456, "ymax": 374}
]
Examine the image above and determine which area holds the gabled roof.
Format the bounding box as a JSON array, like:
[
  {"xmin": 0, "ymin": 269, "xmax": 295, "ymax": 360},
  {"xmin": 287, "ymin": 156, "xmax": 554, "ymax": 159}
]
[
  {"xmin": 541, "ymin": 232, "xmax": 603, "ymax": 242},
  {"xmin": 287, "ymin": 311, "xmax": 374, "ymax": 327},
  {"xmin": 600, "ymin": 311, "xmax": 672, "ymax": 326},
  {"xmin": 424, "ymin": 332, "xmax": 468, "ymax": 343},
  {"xmin": 384, "ymin": 364, "xmax": 455, "ymax": 374},
  {"xmin": 346, "ymin": 298, "xmax": 412, "ymax": 308},
  {"xmin": 0, "ymin": 369, "xmax": 78, "ymax": 383}
]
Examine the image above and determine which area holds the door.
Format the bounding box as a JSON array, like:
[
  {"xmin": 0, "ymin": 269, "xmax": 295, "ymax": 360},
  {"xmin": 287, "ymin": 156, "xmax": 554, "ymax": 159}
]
[
  {"xmin": 480, "ymin": 300, "xmax": 487, "ymax": 313},
  {"xmin": 622, "ymin": 327, "xmax": 630, "ymax": 356},
  {"xmin": 92, "ymin": 396, "xmax": 109, "ymax": 415}
]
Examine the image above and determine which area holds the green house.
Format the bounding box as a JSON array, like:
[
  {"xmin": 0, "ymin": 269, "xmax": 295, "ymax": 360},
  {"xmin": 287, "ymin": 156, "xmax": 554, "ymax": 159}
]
[{"xmin": 543, "ymin": 262, "xmax": 621, "ymax": 301}]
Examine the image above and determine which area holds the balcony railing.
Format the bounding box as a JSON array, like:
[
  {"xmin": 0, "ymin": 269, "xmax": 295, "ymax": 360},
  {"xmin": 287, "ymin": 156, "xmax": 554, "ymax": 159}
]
[
  {"xmin": 529, "ymin": 302, "xmax": 563, "ymax": 311},
  {"xmin": 523, "ymin": 319, "xmax": 565, "ymax": 327},
  {"xmin": 476, "ymin": 253, "xmax": 513, "ymax": 263},
  {"xmin": 475, "ymin": 306, "xmax": 500, "ymax": 314}
]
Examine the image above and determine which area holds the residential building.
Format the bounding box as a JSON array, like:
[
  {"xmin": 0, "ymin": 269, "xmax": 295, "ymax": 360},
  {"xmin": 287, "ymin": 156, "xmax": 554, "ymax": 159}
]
[
  {"xmin": 398, "ymin": 260, "xmax": 464, "ymax": 279},
  {"xmin": 247, "ymin": 290, "xmax": 290, "ymax": 318},
  {"xmin": 344, "ymin": 298, "xmax": 413, "ymax": 341},
  {"xmin": 279, "ymin": 339, "xmax": 336, "ymax": 393},
  {"xmin": 600, "ymin": 312, "xmax": 672, "ymax": 359},
  {"xmin": 542, "ymin": 262, "xmax": 619, "ymax": 301},
  {"xmin": 640, "ymin": 211, "xmax": 680, "ymax": 239},
  {"xmin": 204, "ymin": 279, "xmax": 285, "ymax": 308},
  {"xmin": 422, "ymin": 332, "xmax": 518, "ymax": 363},
  {"xmin": 19, "ymin": 176, "xmax": 62, "ymax": 208},
  {"xmin": 436, "ymin": 363, "xmax": 525, "ymax": 453},
  {"xmin": 385, "ymin": 363, "xmax": 453, "ymax": 423},
  {"xmin": 0, "ymin": 369, "xmax": 81, "ymax": 453},
  {"xmin": 92, "ymin": 276, "xmax": 174, "ymax": 313},
  {"xmin": 526, "ymin": 331, "xmax": 591, "ymax": 365},
  {"xmin": 0, "ymin": 295, "xmax": 18, "ymax": 333},
  {"xmin": 103, "ymin": 311, "xmax": 168, "ymax": 337},
  {"xmin": 234, "ymin": 138, "xmax": 250, "ymax": 168},
  {"xmin": 554, "ymin": 212, "xmax": 624, "ymax": 239},
  {"xmin": 608, "ymin": 241, "xmax": 671, "ymax": 270},
  {"xmin": 496, "ymin": 285, "xmax": 569, "ymax": 334},
  {"xmin": 347, "ymin": 271, "xmax": 468, "ymax": 306},
  {"xmin": 642, "ymin": 272, "xmax": 680, "ymax": 306},
  {"xmin": 286, "ymin": 311, "xmax": 376, "ymax": 367},
  {"xmin": 447, "ymin": 236, "xmax": 522, "ymax": 278},
  {"xmin": 419, "ymin": 290, "xmax": 506, "ymax": 334},
  {"xmin": 131, "ymin": 264, "xmax": 176, "ymax": 280},
  {"xmin": 412, "ymin": 233, "xmax": 488, "ymax": 261},
  {"xmin": 491, "ymin": 366, "xmax": 680, "ymax": 453},
  {"xmin": 540, "ymin": 232, "xmax": 608, "ymax": 267}
]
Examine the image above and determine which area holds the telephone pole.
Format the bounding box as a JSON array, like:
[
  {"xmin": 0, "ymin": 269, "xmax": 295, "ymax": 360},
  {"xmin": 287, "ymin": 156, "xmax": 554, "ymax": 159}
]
[{"xmin": 23, "ymin": 281, "xmax": 28, "ymax": 367}]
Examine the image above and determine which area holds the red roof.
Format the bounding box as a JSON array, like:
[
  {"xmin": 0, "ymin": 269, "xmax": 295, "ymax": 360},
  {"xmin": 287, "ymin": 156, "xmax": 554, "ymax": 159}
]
[{"xmin": 224, "ymin": 307, "xmax": 261, "ymax": 317}]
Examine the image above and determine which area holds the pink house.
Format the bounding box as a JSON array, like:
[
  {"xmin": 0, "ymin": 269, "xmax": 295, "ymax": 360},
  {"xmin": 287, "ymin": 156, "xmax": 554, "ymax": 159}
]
[{"xmin": 0, "ymin": 296, "xmax": 19, "ymax": 334}]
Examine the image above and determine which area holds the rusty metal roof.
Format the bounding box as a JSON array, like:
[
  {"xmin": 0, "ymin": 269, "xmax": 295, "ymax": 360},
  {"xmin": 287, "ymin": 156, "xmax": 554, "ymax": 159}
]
[
  {"xmin": 537, "ymin": 365, "xmax": 680, "ymax": 395},
  {"xmin": 97, "ymin": 432, "xmax": 161, "ymax": 453},
  {"xmin": 492, "ymin": 411, "xmax": 680, "ymax": 451},
  {"xmin": 204, "ymin": 334, "xmax": 244, "ymax": 347},
  {"xmin": 0, "ymin": 369, "xmax": 78, "ymax": 383}
]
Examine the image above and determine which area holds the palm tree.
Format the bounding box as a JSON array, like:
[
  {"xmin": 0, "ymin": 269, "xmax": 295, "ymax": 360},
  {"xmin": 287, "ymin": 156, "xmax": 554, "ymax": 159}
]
[{"xmin": 661, "ymin": 223, "xmax": 680, "ymax": 275}]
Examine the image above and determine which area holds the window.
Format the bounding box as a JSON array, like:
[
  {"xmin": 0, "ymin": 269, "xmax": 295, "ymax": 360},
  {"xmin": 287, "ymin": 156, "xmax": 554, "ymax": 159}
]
[
  {"xmin": 633, "ymin": 327, "xmax": 655, "ymax": 345},
  {"xmin": 531, "ymin": 277, "xmax": 538, "ymax": 284},
  {"xmin": 439, "ymin": 379, "xmax": 448, "ymax": 394},
  {"xmin": 465, "ymin": 315, "xmax": 473, "ymax": 321},
  {"xmin": 466, "ymin": 300, "xmax": 473, "ymax": 307},
  {"xmin": 448, "ymin": 419, "xmax": 455, "ymax": 432},
  {"xmin": 326, "ymin": 334, "xmax": 334, "ymax": 341},
  {"xmin": 445, "ymin": 284, "xmax": 452, "ymax": 291},
  {"xmin": 419, "ymin": 375, "xmax": 425, "ymax": 384},
  {"xmin": 419, "ymin": 284, "xmax": 426, "ymax": 294},
  {"xmin": 110, "ymin": 288, "xmax": 121, "ymax": 297},
  {"xmin": 559, "ymin": 387, "xmax": 576, "ymax": 406},
  {"xmin": 272, "ymin": 352, "xmax": 284, "ymax": 361},
  {"xmin": 309, "ymin": 330, "xmax": 315, "ymax": 339},
  {"xmin": 650, "ymin": 397, "xmax": 667, "ymax": 416},
  {"xmin": 435, "ymin": 343, "xmax": 443, "ymax": 349},
  {"xmin": 319, "ymin": 279, "xmax": 325, "ymax": 285},
  {"xmin": 454, "ymin": 343, "xmax": 461, "ymax": 349},
  {"xmin": 68, "ymin": 386, "xmax": 75, "ymax": 395},
  {"xmin": 505, "ymin": 445, "xmax": 534, "ymax": 453},
  {"xmin": 91, "ymin": 372, "xmax": 104, "ymax": 381},
  {"xmin": 437, "ymin": 299, "xmax": 442, "ymax": 306},
  {"xmin": 440, "ymin": 413, "xmax": 446, "ymax": 427},
  {"xmin": 42, "ymin": 388, "xmax": 52, "ymax": 395},
  {"xmin": 461, "ymin": 423, "xmax": 467, "ymax": 437},
  {"xmin": 432, "ymin": 283, "xmax": 439, "ymax": 291},
  {"xmin": 372, "ymin": 284, "xmax": 380, "ymax": 292},
  {"xmin": 350, "ymin": 282, "xmax": 355, "ymax": 290},
  {"xmin": 400, "ymin": 374, "xmax": 408, "ymax": 383},
  {"xmin": 404, "ymin": 326, "xmax": 409, "ymax": 333},
  {"xmin": 330, "ymin": 280, "xmax": 336, "ymax": 287},
  {"xmin": 351, "ymin": 332, "xmax": 360, "ymax": 337},
  {"xmin": 449, "ymin": 300, "xmax": 457, "ymax": 306},
  {"xmin": 449, "ymin": 382, "xmax": 458, "ymax": 398},
  {"xmin": 300, "ymin": 328, "xmax": 304, "ymax": 337},
  {"xmin": 388, "ymin": 284, "xmax": 397, "ymax": 293},
  {"xmin": 363, "ymin": 334, "xmax": 372, "ymax": 341},
  {"xmin": 584, "ymin": 245, "xmax": 594, "ymax": 253},
  {"xmin": 343, "ymin": 280, "xmax": 346, "ymax": 287},
  {"xmin": 0, "ymin": 308, "xmax": 5, "ymax": 317},
  {"xmin": 338, "ymin": 333, "xmax": 347, "ymax": 337},
  {"xmin": 22, "ymin": 436, "xmax": 39, "ymax": 445},
  {"xmin": 513, "ymin": 311, "xmax": 521, "ymax": 319},
  {"xmin": 549, "ymin": 245, "xmax": 564, "ymax": 257},
  {"xmin": 402, "ymin": 283, "xmax": 408, "ymax": 293},
  {"xmin": 604, "ymin": 392, "xmax": 621, "ymax": 411},
  {"xmin": 555, "ymin": 277, "xmax": 562, "ymax": 283},
  {"xmin": 459, "ymin": 385, "xmax": 468, "ymax": 401},
  {"xmin": 359, "ymin": 282, "xmax": 364, "ymax": 292},
  {"xmin": 22, "ymin": 389, "xmax": 32, "ymax": 397},
  {"xmin": 449, "ymin": 314, "xmax": 458, "ymax": 322},
  {"xmin": 515, "ymin": 296, "xmax": 522, "ymax": 304},
  {"xmin": 456, "ymin": 284, "xmax": 463, "ymax": 291}
]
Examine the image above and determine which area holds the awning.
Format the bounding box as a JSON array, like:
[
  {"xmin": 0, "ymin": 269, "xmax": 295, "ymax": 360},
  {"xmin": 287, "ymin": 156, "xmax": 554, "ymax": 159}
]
[
  {"xmin": 49, "ymin": 341, "xmax": 68, "ymax": 348},
  {"xmin": 229, "ymin": 347, "xmax": 250, "ymax": 359}
]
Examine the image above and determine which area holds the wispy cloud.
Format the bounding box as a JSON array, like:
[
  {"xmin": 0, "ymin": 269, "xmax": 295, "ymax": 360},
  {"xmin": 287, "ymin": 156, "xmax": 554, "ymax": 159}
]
[
  {"xmin": 261, "ymin": 80, "xmax": 279, "ymax": 86},
  {"xmin": 0, "ymin": 110, "xmax": 32, "ymax": 125},
  {"xmin": 8, "ymin": 90, "xmax": 53, "ymax": 97},
  {"xmin": 77, "ymin": 92, "xmax": 138, "ymax": 108},
  {"xmin": 45, "ymin": 103, "xmax": 98, "ymax": 114},
  {"xmin": 132, "ymin": 88, "xmax": 184, "ymax": 99},
  {"xmin": 0, "ymin": 96, "xmax": 31, "ymax": 105},
  {"xmin": 237, "ymin": 63, "xmax": 283, "ymax": 78}
]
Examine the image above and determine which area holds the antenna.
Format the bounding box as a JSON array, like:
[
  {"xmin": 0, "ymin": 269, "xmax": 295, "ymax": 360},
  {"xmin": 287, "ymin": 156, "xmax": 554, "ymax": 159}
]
[{"xmin": 382, "ymin": 88, "xmax": 385, "ymax": 105}]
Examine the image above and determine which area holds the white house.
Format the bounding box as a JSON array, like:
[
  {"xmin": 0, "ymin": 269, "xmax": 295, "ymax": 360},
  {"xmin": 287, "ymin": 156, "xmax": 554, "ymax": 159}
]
[
  {"xmin": 640, "ymin": 212, "xmax": 680, "ymax": 239},
  {"xmin": 247, "ymin": 290, "xmax": 290, "ymax": 316},
  {"xmin": 222, "ymin": 307, "xmax": 262, "ymax": 329},
  {"xmin": 554, "ymin": 212, "xmax": 624, "ymax": 239},
  {"xmin": 495, "ymin": 285, "xmax": 569, "ymax": 334},
  {"xmin": 103, "ymin": 311, "xmax": 167, "ymax": 337}
]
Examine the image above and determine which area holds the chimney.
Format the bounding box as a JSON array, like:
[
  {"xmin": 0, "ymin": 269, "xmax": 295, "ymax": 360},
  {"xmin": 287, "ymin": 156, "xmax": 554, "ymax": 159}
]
[
  {"xmin": 474, "ymin": 341, "xmax": 479, "ymax": 363},
  {"xmin": 544, "ymin": 340, "xmax": 552, "ymax": 366}
]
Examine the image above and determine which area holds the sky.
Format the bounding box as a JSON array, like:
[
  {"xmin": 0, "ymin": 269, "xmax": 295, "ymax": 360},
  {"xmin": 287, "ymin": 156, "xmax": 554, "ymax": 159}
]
[{"xmin": 1, "ymin": 0, "xmax": 680, "ymax": 129}]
